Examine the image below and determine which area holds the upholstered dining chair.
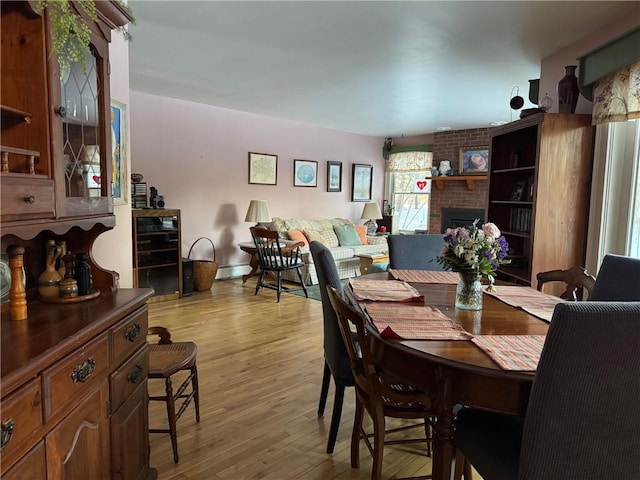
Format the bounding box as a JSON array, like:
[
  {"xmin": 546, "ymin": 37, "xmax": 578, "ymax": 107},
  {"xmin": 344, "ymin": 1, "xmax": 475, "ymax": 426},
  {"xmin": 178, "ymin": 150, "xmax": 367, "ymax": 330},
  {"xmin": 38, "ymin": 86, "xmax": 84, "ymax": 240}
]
[
  {"xmin": 250, "ymin": 226, "xmax": 308, "ymax": 302},
  {"xmin": 148, "ymin": 326, "xmax": 200, "ymax": 463},
  {"xmin": 589, "ymin": 253, "xmax": 640, "ymax": 301},
  {"xmin": 327, "ymin": 286, "xmax": 434, "ymax": 480},
  {"xmin": 309, "ymin": 241, "xmax": 355, "ymax": 453},
  {"xmin": 536, "ymin": 266, "xmax": 595, "ymax": 300},
  {"xmin": 454, "ymin": 301, "xmax": 640, "ymax": 480},
  {"xmin": 388, "ymin": 234, "xmax": 446, "ymax": 271}
]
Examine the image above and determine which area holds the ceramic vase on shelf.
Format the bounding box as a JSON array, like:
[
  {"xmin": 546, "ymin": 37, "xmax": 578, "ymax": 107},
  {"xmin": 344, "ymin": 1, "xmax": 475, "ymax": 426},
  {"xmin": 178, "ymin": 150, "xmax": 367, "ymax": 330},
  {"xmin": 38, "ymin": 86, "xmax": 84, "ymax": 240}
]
[
  {"xmin": 557, "ymin": 65, "xmax": 579, "ymax": 114},
  {"xmin": 455, "ymin": 272, "xmax": 483, "ymax": 310},
  {"xmin": 38, "ymin": 240, "xmax": 62, "ymax": 298}
]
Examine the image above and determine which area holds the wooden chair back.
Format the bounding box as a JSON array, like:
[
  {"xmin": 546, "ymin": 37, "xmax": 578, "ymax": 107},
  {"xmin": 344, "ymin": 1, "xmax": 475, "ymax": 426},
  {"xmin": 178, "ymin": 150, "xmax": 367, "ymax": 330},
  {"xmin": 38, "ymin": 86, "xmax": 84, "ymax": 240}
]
[
  {"xmin": 250, "ymin": 226, "xmax": 304, "ymax": 271},
  {"xmin": 536, "ymin": 266, "xmax": 595, "ymax": 300}
]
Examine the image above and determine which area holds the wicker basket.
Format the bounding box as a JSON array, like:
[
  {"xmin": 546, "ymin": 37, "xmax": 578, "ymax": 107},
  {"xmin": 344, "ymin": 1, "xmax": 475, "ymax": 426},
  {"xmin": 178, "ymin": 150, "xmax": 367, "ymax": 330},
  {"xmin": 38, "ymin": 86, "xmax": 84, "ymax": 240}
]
[{"xmin": 187, "ymin": 237, "xmax": 218, "ymax": 291}]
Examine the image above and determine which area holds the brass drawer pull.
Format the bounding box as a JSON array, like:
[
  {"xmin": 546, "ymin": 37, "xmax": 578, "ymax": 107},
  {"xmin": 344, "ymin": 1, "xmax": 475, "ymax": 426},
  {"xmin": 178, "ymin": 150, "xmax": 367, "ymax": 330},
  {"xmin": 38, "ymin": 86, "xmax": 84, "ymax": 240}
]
[
  {"xmin": 127, "ymin": 364, "xmax": 144, "ymax": 384},
  {"xmin": 71, "ymin": 357, "xmax": 96, "ymax": 383},
  {"xmin": 124, "ymin": 323, "xmax": 141, "ymax": 342},
  {"xmin": 1, "ymin": 419, "xmax": 14, "ymax": 451}
]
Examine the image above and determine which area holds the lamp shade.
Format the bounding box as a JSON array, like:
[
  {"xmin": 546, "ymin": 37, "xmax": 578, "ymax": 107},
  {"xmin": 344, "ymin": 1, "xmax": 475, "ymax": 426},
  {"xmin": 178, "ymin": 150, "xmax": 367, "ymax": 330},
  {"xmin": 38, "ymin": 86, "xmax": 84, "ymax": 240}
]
[
  {"xmin": 361, "ymin": 202, "xmax": 383, "ymax": 220},
  {"xmin": 244, "ymin": 200, "xmax": 271, "ymax": 223}
]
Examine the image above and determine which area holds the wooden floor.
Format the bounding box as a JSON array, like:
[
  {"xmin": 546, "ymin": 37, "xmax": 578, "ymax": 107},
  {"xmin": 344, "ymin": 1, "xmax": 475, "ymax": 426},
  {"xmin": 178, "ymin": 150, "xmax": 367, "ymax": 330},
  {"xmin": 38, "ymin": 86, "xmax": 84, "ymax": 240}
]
[{"xmin": 148, "ymin": 278, "xmax": 477, "ymax": 480}]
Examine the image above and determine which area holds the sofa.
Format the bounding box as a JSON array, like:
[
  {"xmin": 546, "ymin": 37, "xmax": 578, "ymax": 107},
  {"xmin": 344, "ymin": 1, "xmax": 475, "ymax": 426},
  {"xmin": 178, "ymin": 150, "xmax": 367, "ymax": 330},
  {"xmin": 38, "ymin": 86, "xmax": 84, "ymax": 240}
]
[{"xmin": 264, "ymin": 217, "xmax": 389, "ymax": 285}]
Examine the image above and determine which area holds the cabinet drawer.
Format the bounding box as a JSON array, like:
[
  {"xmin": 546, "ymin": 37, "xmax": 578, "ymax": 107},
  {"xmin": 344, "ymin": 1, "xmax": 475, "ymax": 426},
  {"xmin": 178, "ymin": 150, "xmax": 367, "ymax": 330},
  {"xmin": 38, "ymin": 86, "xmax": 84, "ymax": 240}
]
[
  {"xmin": 0, "ymin": 176, "xmax": 55, "ymax": 222},
  {"xmin": 42, "ymin": 333, "xmax": 109, "ymax": 422},
  {"xmin": 110, "ymin": 306, "xmax": 149, "ymax": 366},
  {"xmin": 2, "ymin": 440, "xmax": 46, "ymax": 480},
  {"xmin": 110, "ymin": 345, "xmax": 149, "ymax": 412},
  {"xmin": 0, "ymin": 378, "xmax": 43, "ymax": 473}
]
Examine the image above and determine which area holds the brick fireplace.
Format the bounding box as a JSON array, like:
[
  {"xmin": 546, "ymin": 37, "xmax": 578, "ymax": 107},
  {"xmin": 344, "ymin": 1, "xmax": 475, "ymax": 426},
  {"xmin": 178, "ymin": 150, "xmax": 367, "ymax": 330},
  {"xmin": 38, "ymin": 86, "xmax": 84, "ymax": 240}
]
[
  {"xmin": 429, "ymin": 127, "xmax": 491, "ymax": 233},
  {"xmin": 441, "ymin": 208, "xmax": 485, "ymax": 233}
]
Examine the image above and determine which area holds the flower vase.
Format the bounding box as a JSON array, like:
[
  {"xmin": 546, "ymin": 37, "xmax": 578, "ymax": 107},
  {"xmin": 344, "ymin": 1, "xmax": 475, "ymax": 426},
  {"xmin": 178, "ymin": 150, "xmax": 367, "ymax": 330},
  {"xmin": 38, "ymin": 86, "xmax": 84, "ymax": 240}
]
[
  {"xmin": 557, "ymin": 65, "xmax": 579, "ymax": 114},
  {"xmin": 455, "ymin": 273, "xmax": 483, "ymax": 310}
]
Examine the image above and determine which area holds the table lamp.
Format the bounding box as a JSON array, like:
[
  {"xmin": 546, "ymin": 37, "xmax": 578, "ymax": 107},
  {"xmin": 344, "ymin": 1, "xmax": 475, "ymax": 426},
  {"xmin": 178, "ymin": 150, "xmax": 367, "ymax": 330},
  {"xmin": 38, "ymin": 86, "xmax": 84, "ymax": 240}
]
[
  {"xmin": 244, "ymin": 200, "xmax": 271, "ymax": 225},
  {"xmin": 361, "ymin": 202, "xmax": 383, "ymax": 235}
]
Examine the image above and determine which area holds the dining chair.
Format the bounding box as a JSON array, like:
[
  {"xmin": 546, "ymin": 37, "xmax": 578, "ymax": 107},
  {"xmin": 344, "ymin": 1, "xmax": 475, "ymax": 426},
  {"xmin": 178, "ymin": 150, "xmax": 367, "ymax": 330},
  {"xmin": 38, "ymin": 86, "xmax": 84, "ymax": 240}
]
[
  {"xmin": 148, "ymin": 326, "xmax": 200, "ymax": 463},
  {"xmin": 535, "ymin": 266, "xmax": 595, "ymax": 300},
  {"xmin": 388, "ymin": 234, "xmax": 446, "ymax": 270},
  {"xmin": 327, "ymin": 286, "xmax": 434, "ymax": 480},
  {"xmin": 309, "ymin": 241, "xmax": 355, "ymax": 453},
  {"xmin": 589, "ymin": 253, "xmax": 640, "ymax": 301},
  {"xmin": 250, "ymin": 226, "xmax": 308, "ymax": 302},
  {"xmin": 454, "ymin": 301, "xmax": 640, "ymax": 480}
]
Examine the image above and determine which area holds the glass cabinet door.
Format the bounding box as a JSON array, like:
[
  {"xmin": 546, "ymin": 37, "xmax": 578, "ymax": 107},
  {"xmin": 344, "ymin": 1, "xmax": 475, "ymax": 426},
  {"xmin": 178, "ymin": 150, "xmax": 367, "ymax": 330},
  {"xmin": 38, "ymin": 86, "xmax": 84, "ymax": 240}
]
[{"xmin": 60, "ymin": 48, "xmax": 102, "ymax": 200}]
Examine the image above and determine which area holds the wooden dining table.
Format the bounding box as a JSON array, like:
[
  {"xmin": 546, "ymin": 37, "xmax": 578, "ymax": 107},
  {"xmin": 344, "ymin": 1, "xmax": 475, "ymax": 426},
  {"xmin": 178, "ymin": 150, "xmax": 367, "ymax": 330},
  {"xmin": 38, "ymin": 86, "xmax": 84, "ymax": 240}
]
[{"xmin": 344, "ymin": 273, "xmax": 551, "ymax": 480}]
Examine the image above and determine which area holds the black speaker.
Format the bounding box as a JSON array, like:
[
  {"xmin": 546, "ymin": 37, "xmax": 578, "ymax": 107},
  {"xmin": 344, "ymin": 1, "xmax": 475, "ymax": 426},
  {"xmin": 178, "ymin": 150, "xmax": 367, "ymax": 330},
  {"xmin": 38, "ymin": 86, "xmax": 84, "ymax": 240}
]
[{"xmin": 182, "ymin": 258, "xmax": 194, "ymax": 296}]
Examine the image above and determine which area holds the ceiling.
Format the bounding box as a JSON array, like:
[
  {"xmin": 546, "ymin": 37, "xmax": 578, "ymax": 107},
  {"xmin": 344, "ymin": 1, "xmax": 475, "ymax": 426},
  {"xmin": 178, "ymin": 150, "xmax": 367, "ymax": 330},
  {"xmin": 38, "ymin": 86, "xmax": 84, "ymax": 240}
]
[{"xmin": 127, "ymin": 1, "xmax": 636, "ymax": 137}]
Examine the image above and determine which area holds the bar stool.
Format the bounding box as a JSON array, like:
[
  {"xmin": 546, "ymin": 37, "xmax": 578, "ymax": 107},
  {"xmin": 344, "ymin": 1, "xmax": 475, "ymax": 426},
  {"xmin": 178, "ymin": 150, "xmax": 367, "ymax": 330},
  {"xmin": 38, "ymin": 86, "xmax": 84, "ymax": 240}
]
[{"xmin": 148, "ymin": 327, "xmax": 200, "ymax": 463}]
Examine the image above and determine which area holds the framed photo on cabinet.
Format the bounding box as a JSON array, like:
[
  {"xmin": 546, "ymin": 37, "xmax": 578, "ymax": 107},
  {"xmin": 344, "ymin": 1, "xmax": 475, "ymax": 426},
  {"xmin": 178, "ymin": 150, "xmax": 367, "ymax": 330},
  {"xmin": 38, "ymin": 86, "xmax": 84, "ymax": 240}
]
[
  {"xmin": 327, "ymin": 161, "xmax": 342, "ymax": 192},
  {"xmin": 293, "ymin": 159, "xmax": 318, "ymax": 187},
  {"xmin": 351, "ymin": 164, "xmax": 373, "ymax": 202},
  {"xmin": 248, "ymin": 152, "xmax": 278, "ymax": 185}
]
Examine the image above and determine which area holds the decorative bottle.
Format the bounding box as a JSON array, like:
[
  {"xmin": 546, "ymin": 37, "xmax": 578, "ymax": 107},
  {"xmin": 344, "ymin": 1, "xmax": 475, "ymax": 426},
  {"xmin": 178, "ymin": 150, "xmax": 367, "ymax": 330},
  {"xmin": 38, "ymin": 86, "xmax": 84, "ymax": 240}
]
[
  {"xmin": 38, "ymin": 240, "xmax": 62, "ymax": 298},
  {"xmin": 557, "ymin": 65, "xmax": 579, "ymax": 114},
  {"xmin": 75, "ymin": 253, "xmax": 93, "ymax": 296},
  {"xmin": 59, "ymin": 253, "xmax": 78, "ymax": 299},
  {"xmin": 56, "ymin": 240, "xmax": 67, "ymax": 278}
]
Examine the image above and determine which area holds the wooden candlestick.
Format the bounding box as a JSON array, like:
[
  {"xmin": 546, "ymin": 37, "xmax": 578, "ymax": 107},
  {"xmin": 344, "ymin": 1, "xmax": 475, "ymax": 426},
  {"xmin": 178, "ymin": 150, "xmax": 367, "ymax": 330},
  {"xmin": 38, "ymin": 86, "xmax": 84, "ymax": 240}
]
[{"xmin": 7, "ymin": 245, "xmax": 27, "ymax": 320}]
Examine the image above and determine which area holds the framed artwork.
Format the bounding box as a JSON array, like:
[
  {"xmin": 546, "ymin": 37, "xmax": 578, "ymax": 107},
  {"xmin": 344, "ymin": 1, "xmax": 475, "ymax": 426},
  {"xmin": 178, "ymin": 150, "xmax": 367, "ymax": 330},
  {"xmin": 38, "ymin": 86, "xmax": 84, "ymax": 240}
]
[
  {"xmin": 248, "ymin": 152, "xmax": 278, "ymax": 185},
  {"xmin": 111, "ymin": 99, "xmax": 127, "ymax": 205},
  {"xmin": 293, "ymin": 159, "xmax": 318, "ymax": 187},
  {"xmin": 326, "ymin": 161, "xmax": 342, "ymax": 192},
  {"xmin": 459, "ymin": 146, "xmax": 489, "ymax": 175},
  {"xmin": 351, "ymin": 163, "xmax": 373, "ymax": 202}
]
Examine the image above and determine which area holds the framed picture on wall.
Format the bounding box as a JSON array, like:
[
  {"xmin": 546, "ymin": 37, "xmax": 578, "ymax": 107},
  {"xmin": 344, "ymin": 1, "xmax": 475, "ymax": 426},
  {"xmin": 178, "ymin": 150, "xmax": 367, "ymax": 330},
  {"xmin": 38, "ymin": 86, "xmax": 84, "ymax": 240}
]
[
  {"xmin": 293, "ymin": 159, "xmax": 318, "ymax": 187},
  {"xmin": 111, "ymin": 99, "xmax": 127, "ymax": 205},
  {"xmin": 327, "ymin": 161, "xmax": 342, "ymax": 192},
  {"xmin": 459, "ymin": 146, "xmax": 489, "ymax": 175},
  {"xmin": 351, "ymin": 163, "xmax": 373, "ymax": 202},
  {"xmin": 248, "ymin": 152, "xmax": 278, "ymax": 185}
]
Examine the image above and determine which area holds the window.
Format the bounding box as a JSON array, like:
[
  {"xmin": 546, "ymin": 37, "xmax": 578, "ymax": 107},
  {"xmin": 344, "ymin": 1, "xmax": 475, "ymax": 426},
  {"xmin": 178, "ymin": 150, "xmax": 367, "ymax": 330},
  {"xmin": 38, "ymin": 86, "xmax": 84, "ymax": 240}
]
[
  {"xmin": 385, "ymin": 151, "xmax": 433, "ymax": 233},
  {"xmin": 586, "ymin": 119, "xmax": 640, "ymax": 272}
]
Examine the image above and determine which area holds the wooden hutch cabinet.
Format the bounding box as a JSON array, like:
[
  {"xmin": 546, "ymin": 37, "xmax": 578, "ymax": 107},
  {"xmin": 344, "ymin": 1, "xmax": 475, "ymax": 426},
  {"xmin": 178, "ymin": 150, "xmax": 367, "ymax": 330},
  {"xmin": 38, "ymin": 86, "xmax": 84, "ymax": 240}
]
[
  {"xmin": 486, "ymin": 113, "xmax": 594, "ymax": 295},
  {"xmin": 1, "ymin": 2, "xmax": 155, "ymax": 479}
]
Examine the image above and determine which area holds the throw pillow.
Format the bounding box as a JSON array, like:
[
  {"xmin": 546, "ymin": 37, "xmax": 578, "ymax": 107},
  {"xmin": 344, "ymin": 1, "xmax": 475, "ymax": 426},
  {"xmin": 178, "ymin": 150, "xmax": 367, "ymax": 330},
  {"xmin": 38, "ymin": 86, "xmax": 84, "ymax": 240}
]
[
  {"xmin": 354, "ymin": 225, "xmax": 368, "ymax": 245},
  {"xmin": 333, "ymin": 224, "xmax": 362, "ymax": 246},
  {"xmin": 287, "ymin": 230, "xmax": 309, "ymax": 246},
  {"xmin": 303, "ymin": 229, "xmax": 340, "ymax": 248}
]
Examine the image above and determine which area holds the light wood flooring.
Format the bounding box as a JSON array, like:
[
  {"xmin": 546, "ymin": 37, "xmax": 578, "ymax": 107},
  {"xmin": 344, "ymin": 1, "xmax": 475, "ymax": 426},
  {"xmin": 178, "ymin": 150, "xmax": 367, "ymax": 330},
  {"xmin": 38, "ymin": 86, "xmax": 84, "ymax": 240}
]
[{"xmin": 148, "ymin": 278, "xmax": 475, "ymax": 480}]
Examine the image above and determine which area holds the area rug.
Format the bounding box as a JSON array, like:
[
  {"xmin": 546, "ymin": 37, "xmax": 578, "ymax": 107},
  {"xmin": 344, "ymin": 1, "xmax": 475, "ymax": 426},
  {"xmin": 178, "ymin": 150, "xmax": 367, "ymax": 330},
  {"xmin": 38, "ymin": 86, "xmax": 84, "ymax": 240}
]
[{"xmin": 289, "ymin": 280, "xmax": 348, "ymax": 301}]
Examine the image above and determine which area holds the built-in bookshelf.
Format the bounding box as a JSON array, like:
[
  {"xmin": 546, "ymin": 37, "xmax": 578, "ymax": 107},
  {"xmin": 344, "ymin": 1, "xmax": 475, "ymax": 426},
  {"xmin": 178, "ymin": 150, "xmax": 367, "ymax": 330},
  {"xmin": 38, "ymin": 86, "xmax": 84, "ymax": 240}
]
[{"xmin": 486, "ymin": 113, "xmax": 594, "ymax": 294}]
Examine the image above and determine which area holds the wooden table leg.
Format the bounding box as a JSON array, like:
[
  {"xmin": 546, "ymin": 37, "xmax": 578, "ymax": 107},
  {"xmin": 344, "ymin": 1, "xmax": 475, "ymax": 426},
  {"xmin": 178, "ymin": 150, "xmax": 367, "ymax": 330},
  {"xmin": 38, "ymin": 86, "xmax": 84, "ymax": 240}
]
[
  {"xmin": 431, "ymin": 366, "xmax": 456, "ymax": 480},
  {"xmin": 242, "ymin": 251, "xmax": 260, "ymax": 284}
]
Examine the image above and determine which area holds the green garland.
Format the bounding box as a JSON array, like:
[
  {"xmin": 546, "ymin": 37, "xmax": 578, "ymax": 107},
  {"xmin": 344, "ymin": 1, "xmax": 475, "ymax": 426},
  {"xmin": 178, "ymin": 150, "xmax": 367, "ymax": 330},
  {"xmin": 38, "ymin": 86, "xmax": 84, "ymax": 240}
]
[{"xmin": 35, "ymin": 0, "xmax": 132, "ymax": 74}]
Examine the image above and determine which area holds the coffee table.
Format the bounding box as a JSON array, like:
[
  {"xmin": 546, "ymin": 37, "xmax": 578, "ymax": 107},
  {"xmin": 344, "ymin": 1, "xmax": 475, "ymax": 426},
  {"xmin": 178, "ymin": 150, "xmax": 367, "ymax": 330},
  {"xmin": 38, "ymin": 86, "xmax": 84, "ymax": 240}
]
[{"xmin": 356, "ymin": 253, "xmax": 389, "ymax": 275}]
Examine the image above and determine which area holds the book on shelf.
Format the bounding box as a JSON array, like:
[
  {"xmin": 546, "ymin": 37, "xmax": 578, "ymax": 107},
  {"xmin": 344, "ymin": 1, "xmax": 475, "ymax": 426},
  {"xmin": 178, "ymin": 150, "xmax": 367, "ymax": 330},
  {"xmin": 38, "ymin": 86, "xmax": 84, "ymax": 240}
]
[{"xmin": 509, "ymin": 207, "xmax": 531, "ymax": 232}]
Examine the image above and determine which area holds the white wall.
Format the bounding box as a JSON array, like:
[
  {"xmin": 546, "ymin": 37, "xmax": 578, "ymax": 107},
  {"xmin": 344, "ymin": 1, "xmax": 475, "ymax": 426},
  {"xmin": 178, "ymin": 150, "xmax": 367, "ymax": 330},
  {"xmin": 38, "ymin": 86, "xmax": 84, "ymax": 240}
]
[
  {"xmin": 129, "ymin": 92, "xmax": 384, "ymax": 268},
  {"xmin": 92, "ymin": 32, "xmax": 134, "ymax": 287}
]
